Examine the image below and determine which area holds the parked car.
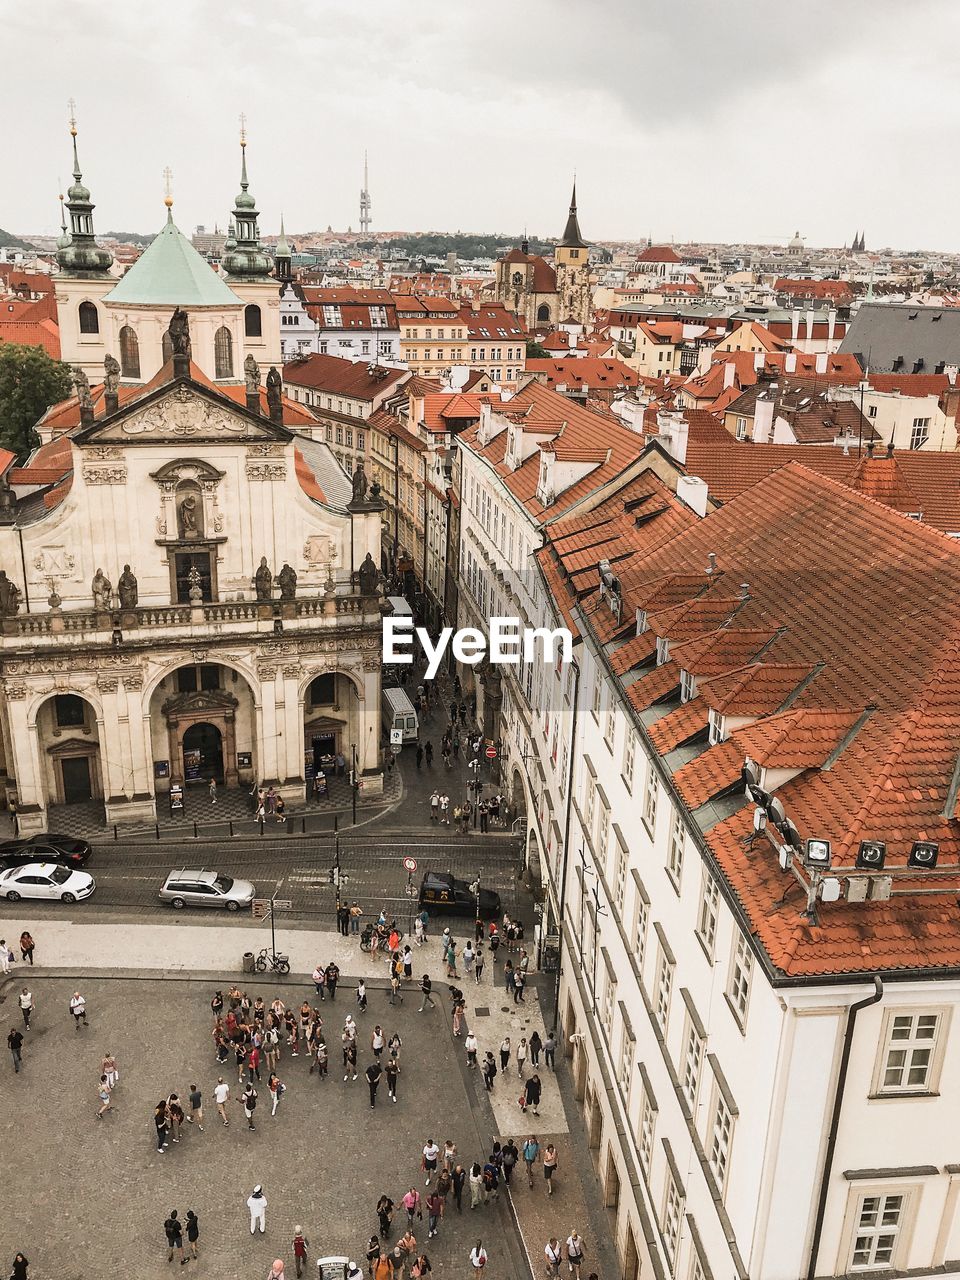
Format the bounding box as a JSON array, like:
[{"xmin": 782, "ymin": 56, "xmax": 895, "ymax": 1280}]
[
  {"xmin": 418, "ymin": 871, "xmax": 501, "ymax": 920},
  {"xmin": 159, "ymin": 868, "xmax": 255, "ymax": 912},
  {"xmin": 0, "ymin": 862, "xmax": 96, "ymax": 903},
  {"xmin": 0, "ymin": 834, "xmax": 92, "ymax": 870}
]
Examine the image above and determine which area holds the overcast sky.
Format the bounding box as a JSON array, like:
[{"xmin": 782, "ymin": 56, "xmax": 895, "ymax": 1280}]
[{"xmin": 5, "ymin": 0, "xmax": 957, "ymax": 250}]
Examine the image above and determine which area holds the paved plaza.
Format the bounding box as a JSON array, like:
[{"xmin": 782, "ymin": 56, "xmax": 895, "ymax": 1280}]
[{"xmin": 0, "ymin": 959, "xmax": 617, "ymax": 1280}]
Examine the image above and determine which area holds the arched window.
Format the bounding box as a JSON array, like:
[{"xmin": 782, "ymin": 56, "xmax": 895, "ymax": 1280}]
[
  {"xmin": 119, "ymin": 325, "xmax": 140, "ymax": 378},
  {"xmin": 214, "ymin": 326, "xmax": 234, "ymax": 379},
  {"xmin": 161, "ymin": 329, "xmax": 173, "ymax": 364},
  {"xmin": 536, "ymin": 303, "xmax": 551, "ymax": 323},
  {"xmin": 78, "ymin": 301, "xmax": 99, "ymax": 335},
  {"xmin": 244, "ymin": 304, "xmax": 262, "ymax": 338}
]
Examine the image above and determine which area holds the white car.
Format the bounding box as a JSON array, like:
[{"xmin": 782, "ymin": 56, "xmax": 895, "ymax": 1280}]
[{"xmin": 0, "ymin": 861, "xmax": 96, "ymax": 903}]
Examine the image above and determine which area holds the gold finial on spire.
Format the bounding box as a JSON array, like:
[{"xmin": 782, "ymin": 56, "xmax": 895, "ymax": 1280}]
[
  {"xmin": 67, "ymin": 97, "xmax": 77, "ymax": 137},
  {"xmin": 239, "ymin": 111, "xmax": 248, "ymax": 148},
  {"xmin": 163, "ymin": 165, "xmax": 174, "ymax": 209}
]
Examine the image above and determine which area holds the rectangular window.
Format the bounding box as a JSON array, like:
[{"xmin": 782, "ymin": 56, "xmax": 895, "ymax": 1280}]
[
  {"xmin": 605, "ymin": 703, "xmax": 616, "ymax": 750},
  {"xmin": 880, "ymin": 1011, "xmax": 942, "ymax": 1093},
  {"xmin": 357, "ymin": 430, "xmax": 365, "ymax": 451},
  {"xmin": 850, "ymin": 1193, "xmax": 905, "ymax": 1271},
  {"xmin": 591, "ymin": 665, "xmax": 603, "ymax": 719},
  {"xmin": 638, "ymin": 1079, "xmax": 656, "ymax": 1172},
  {"xmin": 619, "ymin": 1031, "xmax": 634, "ymax": 1093},
  {"xmin": 680, "ymin": 669, "xmax": 695, "ymax": 703},
  {"xmin": 696, "ymin": 873, "xmax": 720, "ymax": 958},
  {"xmin": 708, "ymin": 709, "xmax": 724, "ymax": 745},
  {"xmin": 642, "ymin": 765, "xmax": 658, "ymax": 832},
  {"xmin": 613, "ymin": 833, "xmax": 628, "ymax": 912},
  {"xmin": 602, "ymin": 973, "xmax": 616, "ymax": 1035},
  {"xmin": 655, "ymin": 946, "xmax": 674, "ymax": 1032},
  {"xmin": 662, "ymin": 1170, "xmax": 684, "ymax": 1266},
  {"xmin": 709, "ymin": 1089, "xmax": 734, "ymax": 1190},
  {"xmin": 727, "ymin": 933, "xmax": 753, "ymax": 1028},
  {"xmin": 634, "ymin": 892, "xmax": 649, "ymax": 972},
  {"xmin": 623, "ymin": 733, "xmax": 636, "ymax": 791},
  {"xmin": 55, "ymin": 694, "xmax": 86, "ymax": 728},
  {"xmin": 910, "ymin": 417, "xmax": 930, "ymax": 450},
  {"xmin": 681, "ymin": 1020, "xmax": 705, "ymax": 1111},
  {"xmin": 667, "ymin": 808, "xmax": 684, "ymax": 888},
  {"xmin": 735, "ymin": 416, "xmax": 747, "ymax": 440},
  {"xmin": 584, "ymin": 775, "xmax": 596, "ymax": 838}
]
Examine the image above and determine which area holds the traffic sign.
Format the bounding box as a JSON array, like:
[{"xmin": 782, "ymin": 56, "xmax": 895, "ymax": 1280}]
[
  {"xmin": 485, "ymin": 746, "xmax": 497, "ymax": 759},
  {"xmin": 273, "ymin": 899, "xmax": 293, "ymax": 910},
  {"xmin": 252, "ymin": 898, "xmax": 271, "ymax": 919},
  {"xmin": 390, "ymin": 728, "xmax": 403, "ymax": 745},
  {"xmin": 390, "ymin": 744, "xmax": 402, "ymax": 756},
  {"xmin": 402, "ymin": 856, "xmax": 418, "ymax": 873}
]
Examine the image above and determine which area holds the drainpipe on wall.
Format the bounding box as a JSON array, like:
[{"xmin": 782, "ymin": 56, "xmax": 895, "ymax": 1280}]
[{"xmin": 806, "ymin": 976, "xmax": 883, "ymax": 1280}]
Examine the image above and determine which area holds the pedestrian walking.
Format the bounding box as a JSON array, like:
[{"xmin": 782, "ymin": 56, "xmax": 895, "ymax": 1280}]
[
  {"xmin": 275, "ymin": 796, "xmax": 286, "ymax": 823},
  {"xmin": 155, "ymin": 1099, "xmax": 169, "ymax": 1152},
  {"xmin": 402, "ymin": 1187, "xmax": 421, "ymax": 1231},
  {"xmin": 422, "ymin": 1137, "xmax": 439, "ymax": 1185},
  {"xmin": 439, "ymin": 793, "xmax": 449, "ymax": 825},
  {"xmin": 214, "ymin": 1077, "xmax": 230, "ymax": 1126},
  {"xmin": 517, "ymin": 1036, "xmax": 528, "ymax": 1077},
  {"xmin": 544, "ymin": 1031, "xmax": 557, "ymax": 1071},
  {"xmin": 268, "ymin": 1072, "xmax": 284, "ymax": 1116},
  {"xmin": 248, "ymin": 1043, "xmax": 262, "ymax": 1083},
  {"xmin": 415, "ymin": 746, "xmax": 423, "ymax": 770},
  {"xmin": 566, "ymin": 1232, "xmax": 585, "ymax": 1279},
  {"xmin": 325, "ymin": 961, "xmax": 340, "ymax": 1000},
  {"xmin": 469, "ymin": 1164, "xmax": 484, "ymax": 1210},
  {"xmin": 371, "ymin": 1025, "xmax": 385, "ymax": 1059},
  {"xmin": 18, "ymin": 988, "xmax": 33, "ymax": 1029},
  {"xmin": 514, "ymin": 969, "xmax": 526, "ymax": 1004},
  {"xmin": 168, "ymin": 1093, "xmax": 184, "ymax": 1142},
  {"xmin": 8, "ymin": 1027, "xmax": 23, "ymax": 1073},
  {"xmin": 452, "ymin": 1164, "xmax": 466, "ymax": 1213},
  {"xmin": 425, "ymin": 741, "xmax": 433, "ymax": 766},
  {"xmin": 209, "ymin": 778, "xmax": 217, "ymax": 804},
  {"xmin": 350, "ymin": 902, "xmax": 364, "ymax": 934},
  {"xmin": 429, "ymin": 791, "xmax": 439, "ymax": 822},
  {"xmin": 385, "ymin": 1054, "xmax": 400, "ymax": 1102},
  {"xmin": 268, "ymin": 1260, "xmax": 286, "ymax": 1280},
  {"xmin": 425, "ymin": 1190, "xmax": 442, "ymax": 1239},
  {"xmin": 474, "ymin": 950, "xmax": 484, "ymax": 984},
  {"xmin": 469, "ymin": 1241, "xmax": 487, "ymax": 1275},
  {"xmin": 464, "ymin": 1032, "xmax": 478, "ymax": 1070},
  {"xmin": 367, "ymin": 1235, "xmax": 382, "ymax": 1277},
  {"xmin": 292, "ymin": 1226, "xmax": 310, "ymax": 1277},
  {"xmin": 482, "ymin": 1052, "xmax": 497, "ymax": 1091},
  {"xmin": 501, "ymin": 1139, "xmax": 518, "ymax": 1186},
  {"xmin": 101, "ymin": 1052, "xmax": 119, "ymax": 1089},
  {"xmin": 185, "ymin": 1211, "xmax": 200, "ymax": 1259},
  {"xmin": 164, "ymin": 1210, "xmax": 187, "ymax": 1264},
  {"xmin": 357, "ymin": 978, "xmax": 368, "ymax": 1012},
  {"xmin": 545, "ymin": 1239, "xmax": 562, "ymax": 1279},
  {"xmin": 19, "ymin": 932, "xmax": 34, "ymax": 965},
  {"xmin": 481, "ymin": 1161, "xmax": 499, "ymax": 1203},
  {"xmin": 366, "ymin": 1060, "xmax": 382, "ymax": 1107},
  {"xmin": 529, "ymin": 1030, "xmax": 543, "ymax": 1067},
  {"xmin": 418, "ymin": 975, "xmax": 435, "ymax": 1012},
  {"xmin": 411, "ymin": 1251, "xmax": 431, "ymax": 1280},
  {"xmin": 543, "ymin": 1142, "xmax": 558, "ymax": 1193},
  {"xmin": 242, "ymin": 1083, "xmax": 258, "ymax": 1130},
  {"xmin": 499, "ymin": 1037, "xmax": 511, "ymax": 1073},
  {"xmin": 442, "ymin": 1139, "xmax": 457, "ymax": 1172},
  {"xmin": 96, "ymin": 1074, "xmax": 113, "ymax": 1119},
  {"xmin": 312, "ymin": 965, "xmax": 326, "ymax": 1001},
  {"xmin": 247, "ymin": 1185, "xmax": 267, "ymax": 1235},
  {"xmin": 9, "ymin": 1255, "xmax": 27, "ymax": 1280},
  {"xmin": 377, "ymin": 1195, "xmax": 395, "ymax": 1240},
  {"xmin": 0, "ymin": 938, "xmax": 9, "ymax": 974},
  {"xmin": 523, "ymin": 1135, "xmax": 540, "ymax": 1187},
  {"xmin": 312, "ymin": 1038, "xmax": 329, "ymax": 1079},
  {"xmin": 524, "ymin": 1072, "xmax": 542, "ymax": 1115}
]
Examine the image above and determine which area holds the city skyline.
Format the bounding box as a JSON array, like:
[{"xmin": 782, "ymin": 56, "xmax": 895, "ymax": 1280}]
[{"xmin": 5, "ymin": 0, "xmax": 960, "ymax": 251}]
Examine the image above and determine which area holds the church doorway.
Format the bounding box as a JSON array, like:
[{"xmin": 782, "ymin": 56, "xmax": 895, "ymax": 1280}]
[
  {"xmin": 61, "ymin": 756, "xmax": 93, "ymax": 805},
  {"xmin": 182, "ymin": 722, "xmax": 224, "ymax": 785}
]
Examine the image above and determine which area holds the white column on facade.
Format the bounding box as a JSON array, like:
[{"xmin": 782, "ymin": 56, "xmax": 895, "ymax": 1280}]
[
  {"xmin": 358, "ymin": 667, "xmax": 380, "ymax": 773},
  {"xmin": 257, "ymin": 669, "xmax": 281, "ymax": 784},
  {"xmin": 280, "ymin": 666, "xmax": 304, "ymax": 782},
  {"xmin": 120, "ymin": 679, "xmax": 154, "ymax": 796},
  {"xmin": 8, "ymin": 697, "xmax": 46, "ymax": 812}
]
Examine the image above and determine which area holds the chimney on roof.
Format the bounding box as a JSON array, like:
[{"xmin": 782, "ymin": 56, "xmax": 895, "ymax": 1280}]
[
  {"xmin": 676, "ymin": 474, "xmax": 708, "ymax": 517},
  {"xmin": 866, "ymin": 440, "xmax": 875, "ymax": 458},
  {"xmin": 723, "ymin": 360, "xmax": 737, "ymax": 390},
  {"xmin": 738, "ymin": 582, "xmax": 750, "ymax": 600},
  {"xmin": 705, "ymin": 551, "xmax": 718, "ymax": 575},
  {"xmin": 753, "ymin": 392, "xmax": 775, "ymax": 444},
  {"xmin": 753, "ymin": 350, "xmax": 764, "ymax": 374},
  {"xmin": 827, "ymin": 307, "xmax": 837, "ymax": 348},
  {"xmin": 790, "ymin": 309, "xmax": 800, "ymax": 346},
  {"xmin": 785, "ymin": 352, "xmax": 797, "ymax": 375},
  {"xmin": 805, "ymin": 307, "xmax": 815, "ymax": 346},
  {"xmin": 815, "ymin": 351, "xmax": 828, "ymax": 375}
]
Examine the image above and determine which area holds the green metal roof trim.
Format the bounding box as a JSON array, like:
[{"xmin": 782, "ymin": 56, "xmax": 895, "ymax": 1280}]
[{"xmin": 103, "ymin": 213, "xmax": 239, "ymax": 307}]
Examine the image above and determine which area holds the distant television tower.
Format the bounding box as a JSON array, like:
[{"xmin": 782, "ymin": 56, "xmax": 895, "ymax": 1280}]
[{"xmin": 359, "ymin": 151, "xmax": 372, "ymax": 236}]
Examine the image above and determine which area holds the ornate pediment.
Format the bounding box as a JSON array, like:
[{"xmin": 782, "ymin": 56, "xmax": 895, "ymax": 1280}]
[
  {"xmin": 75, "ymin": 379, "xmax": 293, "ymax": 447},
  {"xmin": 161, "ymin": 688, "xmax": 240, "ymax": 718}
]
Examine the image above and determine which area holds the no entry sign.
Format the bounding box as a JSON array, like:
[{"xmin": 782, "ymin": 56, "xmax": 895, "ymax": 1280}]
[{"xmin": 402, "ymin": 856, "xmax": 418, "ymax": 873}]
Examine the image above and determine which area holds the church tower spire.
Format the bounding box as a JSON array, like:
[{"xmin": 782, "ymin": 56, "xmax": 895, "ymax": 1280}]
[
  {"xmin": 559, "ymin": 178, "xmax": 587, "ymax": 249},
  {"xmin": 221, "ymin": 115, "xmax": 272, "ymax": 280},
  {"xmin": 56, "ymin": 100, "xmax": 113, "ymax": 276},
  {"xmin": 275, "ymin": 214, "xmax": 292, "ymax": 285}
]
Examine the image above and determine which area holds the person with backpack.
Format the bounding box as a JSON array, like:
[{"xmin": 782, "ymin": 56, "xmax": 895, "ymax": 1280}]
[
  {"xmin": 482, "ymin": 1052, "xmax": 497, "ymax": 1092},
  {"xmin": 164, "ymin": 1210, "xmax": 186, "ymax": 1264},
  {"xmin": 523, "ymin": 1135, "xmax": 540, "ymax": 1187},
  {"xmin": 501, "ymin": 1139, "xmax": 518, "ymax": 1186}
]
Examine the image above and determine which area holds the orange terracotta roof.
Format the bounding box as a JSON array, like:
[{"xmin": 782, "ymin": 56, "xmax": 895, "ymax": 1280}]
[
  {"xmin": 281, "ymin": 353, "xmax": 408, "ymax": 400},
  {"xmin": 637, "ymin": 245, "xmax": 683, "ymax": 263},
  {"xmin": 647, "ymin": 699, "xmax": 709, "ymax": 753},
  {"xmin": 525, "ymin": 358, "xmax": 638, "ymax": 391},
  {"xmin": 0, "ymin": 318, "xmax": 60, "ymax": 358},
  {"xmin": 293, "ymin": 447, "xmax": 326, "ymax": 503},
  {"xmin": 697, "ymin": 663, "xmax": 818, "ymax": 716}
]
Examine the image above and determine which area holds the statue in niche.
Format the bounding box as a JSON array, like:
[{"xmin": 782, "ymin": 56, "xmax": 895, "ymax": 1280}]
[
  {"xmin": 177, "ymin": 491, "xmax": 202, "ymax": 539},
  {"xmin": 168, "ymin": 306, "xmax": 192, "ymax": 357},
  {"xmin": 117, "ymin": 564, "xmax": 138, "ymax": 608},
  {"xmin": 0, "ymin": 570, "xmax": 21, "ymax": 616},
  {"xmin": 244, "ymin": 354, "xmax": 261, "ymax": 396},
  {"xmin": 255, "ymin": 557, "xmax": 273, "ymax": 600},
  {"xmin": 351, "ymin": 460, "xmax": 368, "ymax": 504},
  {"xmin": 357, "ymin": 551, "xmax": 379, "ymax": 596},
  {"xmin": 103, "ymin": 354, "xmax": 120, "ymax": 396},
  {"xmin": 277, "ymin": 562, "xmax": 297, "ymax": 600},
  {"xmin": 92, "ymin": 567, "xmax": 112, "ymax": 611}
]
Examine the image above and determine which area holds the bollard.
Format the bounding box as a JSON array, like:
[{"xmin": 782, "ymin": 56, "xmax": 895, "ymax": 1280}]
[
  {"xmin": 193, "ymin": 821, "xmax": 198, "ymax": 838},
  {"xmin": 229, "ymin": 820, "xmax": 234, "ymax": 838},
  {"xmin": 113, "ymin": 824, "xmax": 118, "ymax": 841},
  {"xmin": 259, "ymin": 818, "xmax": 264, "ymax": 837},
  {"xmin": 301, "ymin": 816, "xmax": 306, "ymax": 834},
  {"xmin": 155, "ymin": 824, "xmax": 160, "ymax": 841}
]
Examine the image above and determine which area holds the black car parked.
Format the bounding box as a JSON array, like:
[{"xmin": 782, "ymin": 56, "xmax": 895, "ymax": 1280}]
[{"xmin": 0, "ymin": 833, "xmax": 92, "ymax": 870}]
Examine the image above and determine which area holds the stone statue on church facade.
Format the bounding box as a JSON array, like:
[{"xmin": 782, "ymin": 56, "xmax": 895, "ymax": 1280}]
[
  {"xmin": 0, "ymin": 570, "xmax": 21, "ymax": 617},
  {"xmin": 103, "ymin": 354, "xmax": 120, "ymax": 396},
  {"xmin": 117, "ymin": 564, "xmax": 138, "ymax": 608},
  {"xmin": 72, "ymin": 366, "xmax": 93, "ymax": 414},
  {"xmin": 357, "ymin": 551, "xmax": 379, "ymax": 596},
  {"xmin": 168, "ymin": 306, "xmax": 191, "ymax": 357},
  {"xmin": 244, "ymin": 354, "xmax": 260, "ymax": 396},
  {"xmin": 351, "ymin": 460, "xmax": 369, "ymax": 504},
  {"xmin": 277, "ymin": 562, "xmax": 297, "ymax": 600},
  {"xmin": 92, "ymin": 567, "xmax": 112, "ymax": 611},
  {"xmin": 254, "ymin": 557, "xmax": 273, "ymax": 601},
  {"xmin": 177, "ymin": 492, "xmax": 202, "ymax": 539}
]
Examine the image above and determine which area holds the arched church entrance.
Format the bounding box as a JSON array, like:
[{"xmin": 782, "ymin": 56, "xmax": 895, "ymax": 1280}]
[
  {"xmin": 181, "ymin": 722, "xmax": 224, "ymax": 785},
  {"xmin": 35, "ymin": 693, "xmax": 104, "ymax": 807}
]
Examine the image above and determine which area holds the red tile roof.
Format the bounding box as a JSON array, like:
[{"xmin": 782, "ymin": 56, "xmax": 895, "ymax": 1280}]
[
  {"xmin": 775, "ymin": 278, "xmax": 854, "ymax": 304},
  {"xmin": 294, "ymin": 448, "xmax": 326, "ymax": 503},
  {"xmin": 498, "ymin": 248, "xmax": 557, "ymax": 294},
  {"xmin": 281, "ymin": 353, "xmax": 408, "ymax": 400},
  {"xmin": 0, "ymin": 317, "xmax": 60, "ymax": 358},
  {"xmin": 524, "ymin": 358, "xmax": 638, "ymax": 392},
  {"xmin": 637, "ymin": 245, "xmax": 683, "ymax": 263}
]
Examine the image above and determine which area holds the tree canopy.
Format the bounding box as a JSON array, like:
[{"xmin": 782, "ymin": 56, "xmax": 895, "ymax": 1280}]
[{"xmin": 0, "ymin": 343, "xmax": 73, "ymax": 458}]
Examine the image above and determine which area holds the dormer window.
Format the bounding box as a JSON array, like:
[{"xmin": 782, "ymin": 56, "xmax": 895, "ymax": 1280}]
[
  {"xmin": 635, "ymin": 608, "xmax": 648, "ymax": 635},
  {"xmin": 708, "ymin": 709, "xmax": 724, "ymax": 744},
  {"xmin": 680, "ymin": 670, "xmax": 696, "ymax": 703},
  {"xmin": 656, "ymin": 637, "xmax": 669, "ymax": 666}
]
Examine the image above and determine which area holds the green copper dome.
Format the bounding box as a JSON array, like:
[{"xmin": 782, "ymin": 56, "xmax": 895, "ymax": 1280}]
[
  {"xmin": 56, "ymin": 126, "xmax": 113, "ymax": 277},
  {"xmin": 222, "ymin": 140, "xmax": 272, "ymax": 280},
  {"xmin": 103, "ymin": 209, "xmax": 239, "ymax": 306}
]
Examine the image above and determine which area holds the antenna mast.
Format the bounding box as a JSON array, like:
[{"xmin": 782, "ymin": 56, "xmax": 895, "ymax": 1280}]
[{"xmin": 359, "ymin": 150, "xmax": 372, "ymax": 237}]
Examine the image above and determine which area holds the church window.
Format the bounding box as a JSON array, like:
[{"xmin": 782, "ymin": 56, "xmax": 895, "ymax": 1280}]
[
  {"xmin": 55, "ymin": 694, "xmax": 87, "ymax": 728},
  {"xmin": 214, "ymin": 327, "xmax": 234, "ymax": 379},
  {"xmin": 162, "ymin": 329, "xmax": 174, "ymax": 364},
  {"xmin": 569, "ymin": 249, "xmax": 580, "ymax": 259},
  {"xmin": 119, "ymin": 325, "xmax": 140, "ymax": 378},
  {"xmin": 78, "ymin": 301, "xmax": 99, "ymax": 334},
  {"xmin": 537, "ymin": 304, "xmax": 551, "ymax": 323},
  {"xmin": 244, "ymin": 304, "xmax": 262, "ymax": 338}
]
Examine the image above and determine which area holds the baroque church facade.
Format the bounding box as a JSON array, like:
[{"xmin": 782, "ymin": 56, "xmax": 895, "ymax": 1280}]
[
  {"xmin": 494, "ymin": 184, "xmax": 593, "ymax": 329},
  {"xmin": 0, "ymin": 126, "xmax": 387, "ymax": 832}
]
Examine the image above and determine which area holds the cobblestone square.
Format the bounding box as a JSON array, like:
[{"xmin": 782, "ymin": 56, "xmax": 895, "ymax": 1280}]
[{"xmin": 1, "ymin": 975, "xmax": 528, "ymax": 1279}]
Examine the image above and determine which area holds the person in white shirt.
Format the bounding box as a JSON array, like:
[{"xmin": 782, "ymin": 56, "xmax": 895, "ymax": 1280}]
[
  {"xmin": 422, "ymin": 1138, "xmax": 440, "ymax": 1185},
  {"xmin": 214, "ymin": 1077, "xmax": 231, "ymax": 1126},
  {"xmin": 469, "ymin": 1241, "xmax": 487, "ymax": 1273},
  {"xmin": 544, "ymin": 1238, "xmax": 562, "ymax": 1279},
  {"xmin": 565, "ymin": 1232, "xmax": 585, "ymax": 1279},
  {"xmin": 18, "ymin": 988, "xmax": 33, "ymax": 1029},
  {"xmin": 70, "ymin": 991, "xmax": 87, "ymax": 1030},
  {"xmin": 247, "ymin": 1184, "xmax": 267, "ymax": 1234},
  {"xmin": 0, "ymin": 939, "xmax": 9, "ymax": 975},
  {"xmin": 464, "ymin": 1032, "xmax": 478, "ymax": 1070}
]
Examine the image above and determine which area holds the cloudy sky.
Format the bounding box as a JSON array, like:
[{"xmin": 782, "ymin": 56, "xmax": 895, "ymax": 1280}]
[{"xmin": 4, "ymin": 0, "xmax": 957, "ymax": 249}]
